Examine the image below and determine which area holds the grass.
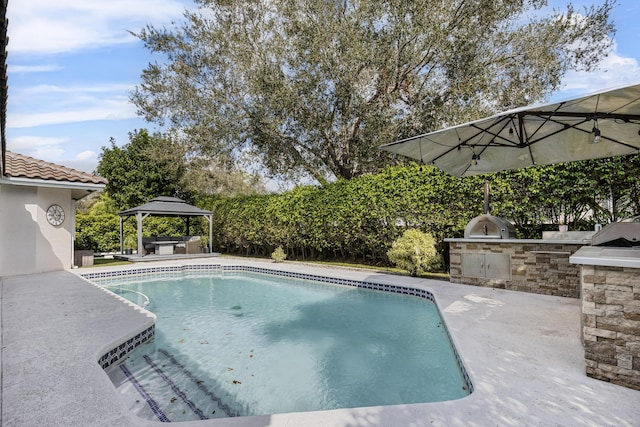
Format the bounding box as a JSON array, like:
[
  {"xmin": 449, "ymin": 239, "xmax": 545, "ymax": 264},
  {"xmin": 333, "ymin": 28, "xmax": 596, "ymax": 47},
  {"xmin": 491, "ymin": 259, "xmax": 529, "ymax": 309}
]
[{"xmin": 299, "ymin": 259, "xmax": 450, "ymax": 281}]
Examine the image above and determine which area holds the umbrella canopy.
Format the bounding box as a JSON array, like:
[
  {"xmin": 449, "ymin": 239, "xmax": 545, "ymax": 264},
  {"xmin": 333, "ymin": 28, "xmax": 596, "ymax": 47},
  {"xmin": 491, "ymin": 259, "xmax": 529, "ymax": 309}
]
[{"xmin": 380, "ymin": 83, "xmax": 640, "ymax": 177}]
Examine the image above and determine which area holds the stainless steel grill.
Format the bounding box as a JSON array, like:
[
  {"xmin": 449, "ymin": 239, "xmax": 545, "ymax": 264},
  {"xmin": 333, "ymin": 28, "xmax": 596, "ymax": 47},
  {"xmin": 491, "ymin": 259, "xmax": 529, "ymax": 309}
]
[
  {"xmin": 464, "ymin": 214, "xmax": 516, "ymax": 239},
  {"xmin": 591, "ymin": 216, "xmax": 640, "ymax": 247}
]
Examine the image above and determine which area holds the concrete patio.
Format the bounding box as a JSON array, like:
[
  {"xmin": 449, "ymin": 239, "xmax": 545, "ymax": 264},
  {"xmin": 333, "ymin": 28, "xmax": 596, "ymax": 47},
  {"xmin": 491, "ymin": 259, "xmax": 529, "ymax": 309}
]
[{"xmin": 1, "ymin": 258, "xmax": 639, "ymax": 426}]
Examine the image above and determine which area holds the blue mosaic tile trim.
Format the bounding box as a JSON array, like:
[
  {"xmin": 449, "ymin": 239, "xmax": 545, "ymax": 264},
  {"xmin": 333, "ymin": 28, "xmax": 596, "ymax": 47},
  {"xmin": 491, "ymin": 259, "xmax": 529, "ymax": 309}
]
[
  {"xmin": 120, "ymin": 363, "xmax": 170, "ymax": 422},
  {"xmin": 144, "ymin": 355, "xmax": 208, "ymax": 420},
  {"xmin": 86, "ymin": 264, "xmax": 473, "ymax": 393},
  {"xmin": 98, "ymin": 325, "xmax": 155, "ymax": 369}
]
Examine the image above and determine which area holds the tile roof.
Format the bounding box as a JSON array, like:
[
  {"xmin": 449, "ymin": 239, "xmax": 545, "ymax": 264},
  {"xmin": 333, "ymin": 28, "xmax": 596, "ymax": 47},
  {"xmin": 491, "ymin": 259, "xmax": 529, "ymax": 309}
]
[{"xmin": 4, "ymin": 151, "xmax": 107, "ymax": 185}]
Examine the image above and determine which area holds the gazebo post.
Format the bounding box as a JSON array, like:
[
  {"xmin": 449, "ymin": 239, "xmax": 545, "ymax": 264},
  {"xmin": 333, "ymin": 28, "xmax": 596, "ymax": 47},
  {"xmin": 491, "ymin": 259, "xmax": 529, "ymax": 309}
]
[
  {"xmin": 119, "ymin": 216, "xmax": 123, "ymax": 254},
  {"xmin": 137, "ymin": 212, "xmax": 143, "ymax": 256},
  {"xmin": 208, "ymin": 214, "xmax": 213, "ymax": 253}
]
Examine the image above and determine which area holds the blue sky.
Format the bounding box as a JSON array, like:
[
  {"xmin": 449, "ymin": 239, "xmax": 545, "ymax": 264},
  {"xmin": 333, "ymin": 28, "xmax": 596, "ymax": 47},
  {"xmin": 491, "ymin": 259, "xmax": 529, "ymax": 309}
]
[{"xmin": 6, "ymin": 0, "xmax": 640, "ymax": 175}]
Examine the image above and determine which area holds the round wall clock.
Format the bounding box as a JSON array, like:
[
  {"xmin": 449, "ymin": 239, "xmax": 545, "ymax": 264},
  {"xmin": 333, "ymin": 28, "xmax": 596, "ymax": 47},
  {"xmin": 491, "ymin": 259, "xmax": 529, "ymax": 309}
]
[{"xmin": 46, "ymin": 204, "xmax": 65, "ymax": 226}]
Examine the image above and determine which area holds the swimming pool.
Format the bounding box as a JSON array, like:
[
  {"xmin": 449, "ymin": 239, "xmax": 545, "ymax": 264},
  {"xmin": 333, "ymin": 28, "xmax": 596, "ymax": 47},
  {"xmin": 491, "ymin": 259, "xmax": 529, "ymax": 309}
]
[{"xmin": 92, "ymin": 267, "xmax": 471, "ymax": 422}]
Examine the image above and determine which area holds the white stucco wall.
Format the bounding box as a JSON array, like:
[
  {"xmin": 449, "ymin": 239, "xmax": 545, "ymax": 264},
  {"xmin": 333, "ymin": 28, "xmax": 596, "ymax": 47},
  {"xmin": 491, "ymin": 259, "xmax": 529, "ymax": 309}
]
[{"xmin": 0, "ymin": 183, "xmax": 74, "ymax": 276}]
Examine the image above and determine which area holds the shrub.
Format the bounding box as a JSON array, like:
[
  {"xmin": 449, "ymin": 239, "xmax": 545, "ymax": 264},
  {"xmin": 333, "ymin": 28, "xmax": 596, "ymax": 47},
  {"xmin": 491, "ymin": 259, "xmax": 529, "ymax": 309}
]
[
  {"xmin": 387, "ymin": 229, "xmax": 439, "ymax": 276},
  {"xmin": 124, "ymin": 234, "xmax": 137, "ymax": 250},
  {"xmin": 271, "ymin": 246, "xmax": 287, "ymax": 263}
]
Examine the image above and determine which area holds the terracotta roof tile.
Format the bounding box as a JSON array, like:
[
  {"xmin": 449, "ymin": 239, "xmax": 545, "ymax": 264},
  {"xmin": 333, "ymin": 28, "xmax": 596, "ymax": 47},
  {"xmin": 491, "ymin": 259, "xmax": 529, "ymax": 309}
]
[{"xmin": 4, "ymin": 151, "xmax": 107, "ymax": 185}]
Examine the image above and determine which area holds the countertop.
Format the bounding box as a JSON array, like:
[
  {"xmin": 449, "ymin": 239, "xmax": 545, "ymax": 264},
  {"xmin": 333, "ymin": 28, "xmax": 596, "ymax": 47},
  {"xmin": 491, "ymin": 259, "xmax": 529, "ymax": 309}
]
[{"xmin": 570, "ymin": 245, "xmax": 640, "ymax": 268}]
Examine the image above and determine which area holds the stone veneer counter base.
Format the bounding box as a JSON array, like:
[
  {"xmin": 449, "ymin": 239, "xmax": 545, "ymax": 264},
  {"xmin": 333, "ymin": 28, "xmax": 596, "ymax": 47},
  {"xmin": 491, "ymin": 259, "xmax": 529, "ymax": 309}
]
[
  {"xmin": 447, "ymin": 238, "xmax": 587, "ymax": 298},
  {"xmin": 571, "ymin": 246, "xmax": 640, "ymax": 391}
]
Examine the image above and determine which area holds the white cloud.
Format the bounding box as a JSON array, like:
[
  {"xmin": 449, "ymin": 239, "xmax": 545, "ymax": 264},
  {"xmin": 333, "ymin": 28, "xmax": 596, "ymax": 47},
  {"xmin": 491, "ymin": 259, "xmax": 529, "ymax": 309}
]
[
  {"xmin": 62, "ymin": 158, "xmax": 100, "ymax": 174},
  {"xmin": 8, "ymin": 135, "xmax": 68, "ymax": 150},
  {"xmin": 561, "ymin": 48, "xmax": 640, "ymax": 92},
  {"xmin": 7, "ymin": 0, "xmax": 187, "ymax": 55},
  {"xmin": 8, "ymin": 64, "xmax": 62, "ymax": 73},
  {"xmin": 7, "ymin": 137, "xmax": 100, "ymax": 173},
  {"xmin": 7, "ymin": 136, "xmax": 67, "ymax": 163},
  {"xmin": 7, "ymin": 99, "xmax": 138, "ymax": 128},
  {"xmin": 17, "ymin": 83, "xmax": 134, "ymax": 96},
  {"xmin": 29, "ymin": 147, "xmax": 66, "ymax": 161},
  {"xmin": 75, "ymin": 150, "xmax": 97, "ymax": 161},
  {"xmin": 551, "ymin": 41, "xmax": 640, "ymax": 101}
]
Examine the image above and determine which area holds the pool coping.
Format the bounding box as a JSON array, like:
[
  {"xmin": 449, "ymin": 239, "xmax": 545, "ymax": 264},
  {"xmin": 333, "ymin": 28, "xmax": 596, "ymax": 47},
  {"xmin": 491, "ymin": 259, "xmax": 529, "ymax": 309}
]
[{"xmin": 2, "ymin": 257, "xmax": 640, "ymax": 426}]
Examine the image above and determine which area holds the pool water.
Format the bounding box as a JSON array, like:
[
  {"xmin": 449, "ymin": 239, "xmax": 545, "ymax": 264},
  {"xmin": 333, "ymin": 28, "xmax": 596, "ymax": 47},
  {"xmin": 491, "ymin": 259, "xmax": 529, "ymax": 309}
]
[{"xmin": 100, "ymin": 272, "xmax": 469, "ymax": 422}]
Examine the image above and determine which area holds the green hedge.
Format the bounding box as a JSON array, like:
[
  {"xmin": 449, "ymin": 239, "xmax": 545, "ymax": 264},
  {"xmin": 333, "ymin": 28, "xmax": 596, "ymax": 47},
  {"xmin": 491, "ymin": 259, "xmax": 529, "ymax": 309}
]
[
  {"xmin": 78, "ymin": 157, "xmax": 640, "ymax": 262},
  {"xmin": 75, "ymin": 214, "xmax": 207, "ymax": 252},
  {"xmin": 205, "ymin": 165, "xmax": 483, "ymax": 264}
]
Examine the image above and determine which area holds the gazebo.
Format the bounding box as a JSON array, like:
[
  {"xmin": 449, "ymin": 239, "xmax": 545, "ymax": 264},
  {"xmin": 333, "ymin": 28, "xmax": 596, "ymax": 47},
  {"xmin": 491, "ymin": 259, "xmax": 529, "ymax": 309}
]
[{"xmin": 118, "ymin": 196, "xmax": 213, "ymax": 256}]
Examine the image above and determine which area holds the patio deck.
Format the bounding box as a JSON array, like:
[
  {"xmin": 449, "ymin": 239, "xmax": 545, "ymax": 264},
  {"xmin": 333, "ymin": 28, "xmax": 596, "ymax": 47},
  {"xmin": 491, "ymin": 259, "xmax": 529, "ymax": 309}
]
[
  {"xmin": 113, "ymin": 252, "xmax": 221, "ymax": 262},
  {"xmin": 2, "ymin": 258, "xmax": 639, "ymax": 426}
]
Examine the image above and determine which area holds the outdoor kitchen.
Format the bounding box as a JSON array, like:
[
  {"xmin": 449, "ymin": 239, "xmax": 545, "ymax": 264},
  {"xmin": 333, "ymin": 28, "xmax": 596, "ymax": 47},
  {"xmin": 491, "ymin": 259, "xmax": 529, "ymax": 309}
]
[
  {"xmin": 446, "ymin": 211, "xmax": 640, "ymax": 390},
  {"xmin": 383, "ymin": 84, "xmax": 640, "ymax": 390},
  {"xmin": 445, "ymin": 183, "xmax": 596, "ymax": 298},
  {"xmin": 446, "ymin": 217, "xmax": 593, "ymax": 298}
]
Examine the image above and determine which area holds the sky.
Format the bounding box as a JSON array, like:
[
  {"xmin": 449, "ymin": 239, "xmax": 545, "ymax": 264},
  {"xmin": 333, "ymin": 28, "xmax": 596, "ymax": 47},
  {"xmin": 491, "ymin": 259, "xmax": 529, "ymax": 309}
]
[{"xmin": 5, "ymin": 0, "xmax": 640, "ymax": 175}]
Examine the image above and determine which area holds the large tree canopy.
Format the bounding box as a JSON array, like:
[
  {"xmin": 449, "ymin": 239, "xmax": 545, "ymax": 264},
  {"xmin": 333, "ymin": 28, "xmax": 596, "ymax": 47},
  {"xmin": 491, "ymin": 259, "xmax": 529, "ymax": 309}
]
[
  {"xmin": 96, "ymin": 129, "xmax": 266, "ymax": 210},
  {"xmin": 132, "ymin": 0, "xmax": 614, "ymax": 183},
  {"xmin": 96, "ymin": 129, "xmax": 192, "ymax": 210}
]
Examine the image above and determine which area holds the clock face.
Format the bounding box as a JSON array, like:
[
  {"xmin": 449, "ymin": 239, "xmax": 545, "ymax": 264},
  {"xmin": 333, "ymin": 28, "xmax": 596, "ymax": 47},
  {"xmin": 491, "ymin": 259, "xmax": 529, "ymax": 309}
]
[{"xmin": 46, "ymin": 204, "xmax": 65, "ymax": 226}]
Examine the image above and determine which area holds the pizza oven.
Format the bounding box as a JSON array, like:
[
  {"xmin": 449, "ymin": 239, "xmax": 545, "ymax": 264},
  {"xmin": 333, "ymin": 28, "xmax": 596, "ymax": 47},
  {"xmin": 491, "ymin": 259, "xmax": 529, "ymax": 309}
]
[{"xmin": 464, "ymin": 214, "xmax": 516, "ymax": 239}]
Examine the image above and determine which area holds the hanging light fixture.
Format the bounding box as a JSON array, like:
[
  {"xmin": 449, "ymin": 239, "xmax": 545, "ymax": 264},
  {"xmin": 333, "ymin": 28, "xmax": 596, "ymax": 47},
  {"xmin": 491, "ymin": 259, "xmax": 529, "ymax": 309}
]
[
  {"xmin": 590, "ymin": 125, "xmax": 601, "ymax": 144},
  {"xmin": 471, "ymin": 153, "xmax": 479, "ymax": 165}
]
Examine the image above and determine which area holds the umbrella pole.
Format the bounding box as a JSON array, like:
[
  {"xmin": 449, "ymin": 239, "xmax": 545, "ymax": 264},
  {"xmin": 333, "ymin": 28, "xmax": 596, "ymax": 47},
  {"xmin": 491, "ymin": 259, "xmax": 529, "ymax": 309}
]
[{"xmin": 483, "ymin": 180, "xmax": 490, "ymax": 215}]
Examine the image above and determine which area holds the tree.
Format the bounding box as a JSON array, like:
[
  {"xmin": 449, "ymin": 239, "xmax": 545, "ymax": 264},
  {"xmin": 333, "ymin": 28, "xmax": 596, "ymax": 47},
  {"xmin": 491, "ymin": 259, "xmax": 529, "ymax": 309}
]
[
  {"xmin": 96, "ymin": 129, "xmax": 191, "ymax": 210},
  {"xmin": 132, "ymin": 0, "xmax": 614, "ymax": 184}
]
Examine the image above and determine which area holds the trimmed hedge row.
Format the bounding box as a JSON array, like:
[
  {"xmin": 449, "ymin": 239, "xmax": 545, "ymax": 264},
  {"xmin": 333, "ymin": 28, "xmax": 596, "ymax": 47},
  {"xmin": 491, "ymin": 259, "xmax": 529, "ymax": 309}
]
[
  {"xmin": 78, "ymin": 157, "xmax": 640, "ymax": 264},
  {"xmin": 204, "ymin": 165, "xmax": 484, "ymax": 264}
]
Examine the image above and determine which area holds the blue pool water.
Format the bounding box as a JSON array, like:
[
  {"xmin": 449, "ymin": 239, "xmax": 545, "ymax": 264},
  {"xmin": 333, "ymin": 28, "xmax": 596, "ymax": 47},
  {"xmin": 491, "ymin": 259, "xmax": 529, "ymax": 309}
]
[{"xmin": 99, "ymin": 272, "xmax": 469, "ymax": 422}]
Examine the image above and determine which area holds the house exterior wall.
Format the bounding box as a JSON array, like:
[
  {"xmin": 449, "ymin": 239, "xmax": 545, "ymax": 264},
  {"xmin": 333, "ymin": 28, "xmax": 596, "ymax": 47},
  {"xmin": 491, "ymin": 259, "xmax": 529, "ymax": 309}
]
[{"xmin": 0, "ymin": 183, "xmax": 74, "ymax": 276}]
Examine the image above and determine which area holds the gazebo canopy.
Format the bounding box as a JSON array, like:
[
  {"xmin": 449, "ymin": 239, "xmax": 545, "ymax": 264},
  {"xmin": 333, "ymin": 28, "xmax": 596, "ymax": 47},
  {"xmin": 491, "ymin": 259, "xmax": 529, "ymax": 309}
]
[
  {"xmin": 118, "ymin": 197, "xmax": 213, "ymax": 256},
  {"xmin": 119, "ymin": 196, "xmax": 212, "ymax": 217}
]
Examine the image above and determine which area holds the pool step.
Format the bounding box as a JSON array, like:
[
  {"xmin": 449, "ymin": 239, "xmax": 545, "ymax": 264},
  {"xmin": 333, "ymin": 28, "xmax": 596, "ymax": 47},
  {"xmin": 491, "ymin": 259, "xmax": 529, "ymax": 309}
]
[{"xmin": 114, "ymin": 348, "xmax": 236, "ymax": 422}]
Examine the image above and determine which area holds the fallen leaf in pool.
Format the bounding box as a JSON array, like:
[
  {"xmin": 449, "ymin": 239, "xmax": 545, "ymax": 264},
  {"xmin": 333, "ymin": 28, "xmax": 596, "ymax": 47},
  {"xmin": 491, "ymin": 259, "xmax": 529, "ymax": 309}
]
[
  {"xmin": 200, "ymin": 340, "xmax": 209, "ymax": 344},
  {"xmin": 227, "ymin": 367, "xmax": 234, "ymax": 371},
  {"xmin": 170, "ymin": 397, "xmax": 177, "ymax": 403},
  {"xmin": 178, "ymin": 339, "xmax": 185, "ymax": 343},
  {"xmin": 233, "ymin": 380, "xmax": 242, "ymax": 384}
]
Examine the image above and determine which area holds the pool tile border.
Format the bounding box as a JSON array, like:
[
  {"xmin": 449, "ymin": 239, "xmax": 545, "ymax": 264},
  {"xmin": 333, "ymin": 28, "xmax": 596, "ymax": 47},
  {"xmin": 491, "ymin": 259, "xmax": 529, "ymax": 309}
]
[
  {"xmin": 98, "ymin": 326, "xmax": 155, "ymax": 369},
  {"xmin": 83, "ymin": 264, "xmax": 473, "ymax": 393}
]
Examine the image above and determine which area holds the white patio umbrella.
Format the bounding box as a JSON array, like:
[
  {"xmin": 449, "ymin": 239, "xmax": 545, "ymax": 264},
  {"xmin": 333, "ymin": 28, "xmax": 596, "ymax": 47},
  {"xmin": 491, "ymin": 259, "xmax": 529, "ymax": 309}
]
[{"xmin": 380, "ymin": 83, "xmax": 640, "ymax": 176}]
